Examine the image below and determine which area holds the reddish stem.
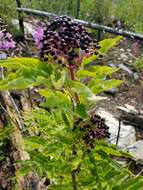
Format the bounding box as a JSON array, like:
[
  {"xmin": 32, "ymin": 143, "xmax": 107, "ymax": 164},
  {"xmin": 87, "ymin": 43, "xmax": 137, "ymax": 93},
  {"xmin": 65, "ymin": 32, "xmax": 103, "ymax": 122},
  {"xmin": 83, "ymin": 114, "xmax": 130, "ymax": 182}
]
[
  {"xmin": 69, "ymin": 65, "xmax": 75, "ymax": 80},
  {"xmin": 69, "ymin": 65, "xmax": 79, "ymax": 102}
]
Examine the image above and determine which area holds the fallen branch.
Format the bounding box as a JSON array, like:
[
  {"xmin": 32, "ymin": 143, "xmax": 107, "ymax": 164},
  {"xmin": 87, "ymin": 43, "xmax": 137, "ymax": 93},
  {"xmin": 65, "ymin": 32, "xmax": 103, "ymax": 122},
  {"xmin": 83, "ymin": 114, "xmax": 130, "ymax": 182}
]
[{"xmin": 117, "ymin": 105, "xmax": 143, "ymax": 129}]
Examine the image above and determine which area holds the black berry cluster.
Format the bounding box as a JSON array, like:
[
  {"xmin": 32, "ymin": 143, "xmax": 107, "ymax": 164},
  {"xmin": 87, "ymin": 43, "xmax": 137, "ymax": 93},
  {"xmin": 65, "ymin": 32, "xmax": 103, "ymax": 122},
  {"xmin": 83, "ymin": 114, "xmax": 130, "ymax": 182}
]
[
  {"xmin": 74, "ymin": 114, "xmax": 110, "ymax": 149},
  {"xmin": 40, "ymin": 16, "xmax": 100, "ymax": 65}
]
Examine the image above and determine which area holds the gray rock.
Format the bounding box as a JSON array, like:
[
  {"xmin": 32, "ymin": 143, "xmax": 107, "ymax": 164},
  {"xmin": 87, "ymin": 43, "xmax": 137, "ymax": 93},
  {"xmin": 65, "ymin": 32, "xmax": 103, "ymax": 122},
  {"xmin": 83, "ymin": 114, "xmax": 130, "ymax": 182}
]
[
  {"xmin": 127, "ymin": 49, "xmax": 132, "ymax": 53},
  {"xmin": 127, "ymin": 141, "xmax": 143, "ymax": 164},
  {"xmin": 108, "ymin": 63, "xmax": 117, "ymax": 68},
  {"xmin": 97, "ymin": 108, "xmax": 136, "ymax": 150},
  {"xmin": 120, "ymin": 53, "xmax": 128, "ymax": 60},
  {"xmin": 12, "ymin": 19, "xmax": 35, "ymax": 35},
  {"xmin": 105, "ymin": 88, "xmax": 118, "ymax": 96},
  {"xmin": 118, "ymin": 63, "xmax": 133, "ymax": 75},
  {"xmin": 133, "ymin": 73, "xmax": 140, "ymax": 80},
  {"xmin": 120, "ymin": 48, "xmax": 125, "ymax": 52},
  {"xmin": 0, "ymin": 53, "xmax": 7, "ymax": 60}
]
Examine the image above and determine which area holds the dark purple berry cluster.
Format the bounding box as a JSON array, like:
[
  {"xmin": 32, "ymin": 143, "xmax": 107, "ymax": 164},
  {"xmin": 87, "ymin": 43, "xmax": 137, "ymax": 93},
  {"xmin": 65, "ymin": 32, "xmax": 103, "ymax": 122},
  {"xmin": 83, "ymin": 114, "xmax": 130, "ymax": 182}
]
[
  {"xmin": 40, "ymin": 16, "xmax": 100, "ymax": 65},
  {"xmin": 74, "ymin": 114, "xmax": 110, "ymax": 149}
]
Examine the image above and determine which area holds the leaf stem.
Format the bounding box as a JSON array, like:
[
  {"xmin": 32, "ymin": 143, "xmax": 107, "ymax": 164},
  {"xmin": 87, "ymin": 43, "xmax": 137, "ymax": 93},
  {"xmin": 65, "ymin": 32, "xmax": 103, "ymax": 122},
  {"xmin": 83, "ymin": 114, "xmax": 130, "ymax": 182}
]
[
  {"xmin": 116, "ymin": 118, "xmax": 121, "ymax": 146},
  {"xmin": 71, "ymin": 170, "xmax": 77, "ymax": 190},
  {"xmin": 71, "ymin": 152, "xmax": 85, "ymax": 190}
]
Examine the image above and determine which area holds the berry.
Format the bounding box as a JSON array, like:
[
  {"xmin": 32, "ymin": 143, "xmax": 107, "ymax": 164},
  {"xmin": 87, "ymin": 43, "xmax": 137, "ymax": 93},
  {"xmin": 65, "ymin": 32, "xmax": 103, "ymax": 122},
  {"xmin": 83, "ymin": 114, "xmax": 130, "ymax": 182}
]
[
  {"xmin": 39, "ymin": 16, "xmax": 100, "ymax": 64},
  {"xmin": 74, "ymin": 113, "xmax": 110, "ymax": 149}
]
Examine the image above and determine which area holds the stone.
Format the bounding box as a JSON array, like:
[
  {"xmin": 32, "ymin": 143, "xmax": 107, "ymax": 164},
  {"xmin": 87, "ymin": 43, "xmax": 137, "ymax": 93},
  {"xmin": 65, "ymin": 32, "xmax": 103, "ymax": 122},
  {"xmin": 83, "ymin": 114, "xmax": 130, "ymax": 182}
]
[
  {"xmin": 97, "ymin": 108, "xmax": 136, "ymax": 150},
  {"xmin": 118, "ymin": 64, "xmax": 133, "ymax": 75},
  {"xmin": 104, "ymin": 88, "xmax": 118, "ymax": 96},
  {"xmin": 0, "ymin": 53, "xmax": 7, "ymax": 60},
  {"xmin": 127, "ymin": 48, "xmax": 132, "ymax": 52},
  {"xmin": 120, "ymin": 53, "xmax": 128, "ymax": 59},
  {"xmin": 108, "ymin": 63, "xmax": 117, "ymax": 68},
  {"xmin": 129, "ymin": 60, "xmax": 133, "ymax": 63},
  {"xmin": 133, "ymin": 73, "xmax": 140, "ymax": 80},
  {"xmin": 12, "ymin": 19, "xmax": 35, "ymax": 35},
  {"xmin": 120, "ymin": 48, "xmax": 125, "ymax": 52},
  {"xmin": 127, "ymin": 141, "xmax": 143, "ymax": 164}
]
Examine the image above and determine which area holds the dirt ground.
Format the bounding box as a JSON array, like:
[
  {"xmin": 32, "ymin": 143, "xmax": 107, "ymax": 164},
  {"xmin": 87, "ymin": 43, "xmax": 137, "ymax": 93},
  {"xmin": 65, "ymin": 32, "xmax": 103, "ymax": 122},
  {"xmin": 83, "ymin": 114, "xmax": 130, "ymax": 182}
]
[{"xmin": 97, "ymin": 38, "xmax": 143, "ymax": 115}]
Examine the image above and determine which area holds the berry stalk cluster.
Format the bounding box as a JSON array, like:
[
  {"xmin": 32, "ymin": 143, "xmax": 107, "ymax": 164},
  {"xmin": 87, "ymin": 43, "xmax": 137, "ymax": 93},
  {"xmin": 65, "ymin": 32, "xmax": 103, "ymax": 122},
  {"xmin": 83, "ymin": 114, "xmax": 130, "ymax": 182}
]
[
  {"xmin": 74, "ymin": 114, "xmax": 110, "ymax": 149},
  {"xmin": 38, "ymin": 16, "xmax": 100, "ymax": 66}
]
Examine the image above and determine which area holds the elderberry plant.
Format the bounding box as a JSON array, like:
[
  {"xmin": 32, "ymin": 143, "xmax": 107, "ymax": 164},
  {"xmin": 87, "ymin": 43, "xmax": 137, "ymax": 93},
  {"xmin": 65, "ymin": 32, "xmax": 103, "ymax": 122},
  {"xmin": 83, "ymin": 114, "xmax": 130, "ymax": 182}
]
[{"xmin": 1, "ymin": 16, "xmax": 143, "ymax": 190}]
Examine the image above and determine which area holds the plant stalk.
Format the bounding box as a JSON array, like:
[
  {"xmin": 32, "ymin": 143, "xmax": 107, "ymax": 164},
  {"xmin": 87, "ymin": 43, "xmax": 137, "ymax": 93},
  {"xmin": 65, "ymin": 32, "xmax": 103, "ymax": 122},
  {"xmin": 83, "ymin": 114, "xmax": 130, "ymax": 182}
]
[{"xmin": 69, "ymin": 65, "xmax": 79, "ymax": 102}]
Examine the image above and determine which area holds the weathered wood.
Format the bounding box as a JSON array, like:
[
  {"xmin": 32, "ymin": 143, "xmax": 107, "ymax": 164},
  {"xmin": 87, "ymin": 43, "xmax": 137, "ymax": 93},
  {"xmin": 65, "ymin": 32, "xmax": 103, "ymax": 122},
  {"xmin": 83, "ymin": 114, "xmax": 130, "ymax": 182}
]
[
  {"xmin": 120, "ymin": 114, "xmax": 143, "ymax": 129},
  {"xmin": 17, "ymin": 7, "xmax": 143, "ymax": 40},
  {"xmin": 0, "ymin": 90, "xmax": 30, "ymax": 190},
  {"xmin": 117, "ymin": 105, "xmax": 143, "ymax": 129}
]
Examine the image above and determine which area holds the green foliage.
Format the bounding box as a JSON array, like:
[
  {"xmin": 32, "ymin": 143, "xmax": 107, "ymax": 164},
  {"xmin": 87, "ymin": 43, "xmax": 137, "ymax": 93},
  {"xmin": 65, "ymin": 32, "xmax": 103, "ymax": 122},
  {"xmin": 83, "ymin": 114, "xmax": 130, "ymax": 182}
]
[
  {"xmin": 1, "ymin": 0, "xmax": 143, "ymax": 35},
  {"xmin": 81, "ymin": 36, "xmax": 122, "ymax": 67},
  {"xmin": 115, "ymin": 0, "xmax": 143, "ymax": 32},
  {"xmin": 134, "ymin": 54, "xmax": 143, "ymax": 71},
  {"xmin": 0, "ymin": 36, "xmax": 142, "ymax": 189},
  {"xmin": 0, "ymin": 0, "xmax": 18, "ymax": 33},
  {"xmin": 27, "ymin": 0, "xmax": 143, "ymax": 32}
]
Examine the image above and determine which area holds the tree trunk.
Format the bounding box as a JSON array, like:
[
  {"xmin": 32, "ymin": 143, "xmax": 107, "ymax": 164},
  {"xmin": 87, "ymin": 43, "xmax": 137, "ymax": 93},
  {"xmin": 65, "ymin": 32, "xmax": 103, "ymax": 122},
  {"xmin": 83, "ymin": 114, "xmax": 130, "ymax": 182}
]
[
  {"xmin": 76, "ymin": 0, "xmax": 80, "ymax": 19},
  {"xmin": 15, "ymin": 0, "xmax": 25, "ymax": 38}
]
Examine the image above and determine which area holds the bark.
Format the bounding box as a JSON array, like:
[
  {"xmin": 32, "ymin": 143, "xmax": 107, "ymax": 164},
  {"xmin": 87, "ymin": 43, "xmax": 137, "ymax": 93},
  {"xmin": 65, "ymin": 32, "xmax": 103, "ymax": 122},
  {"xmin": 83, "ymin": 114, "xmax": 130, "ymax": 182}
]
[
  {"xmin": 117, "ymin": 106, "xmax": 143, "ymax": 129},
  {"xmin": 15, "ymin": 0, "xmax": 25, "ymax": 38},
  {"xmin": 1, "ymin": 91, "xmax": 30, "ymax": 189}
]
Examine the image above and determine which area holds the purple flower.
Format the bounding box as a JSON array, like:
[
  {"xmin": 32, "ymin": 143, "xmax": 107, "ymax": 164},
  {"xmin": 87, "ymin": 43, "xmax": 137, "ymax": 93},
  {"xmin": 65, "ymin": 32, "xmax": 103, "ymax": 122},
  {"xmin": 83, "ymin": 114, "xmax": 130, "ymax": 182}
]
[
  {"xmin": 0, "ymin": 30, "xmax": 15, "ymax": 51},
  {"xmin": 33, "ymin": 25, "xmax": 44, "ymax": 49},
  {"xmin": 0, "ymin": 31, "xmax": 4, "ymax": 39},
  {"xmin": 4, "ymin": 40, "xmax": 16, "ymax": 50}
]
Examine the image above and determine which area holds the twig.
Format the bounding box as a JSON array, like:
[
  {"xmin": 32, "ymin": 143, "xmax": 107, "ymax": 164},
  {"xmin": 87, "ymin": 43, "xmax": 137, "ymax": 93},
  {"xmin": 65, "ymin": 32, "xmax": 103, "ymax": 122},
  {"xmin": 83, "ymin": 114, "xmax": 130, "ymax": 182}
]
[
  {"xmin": 116, "ymin": 118, "xmax": 121, "ymax": 146},
  {"xmin": 136, "ymin": 168, "xmax": 143, "ymax": 177},
  {"xmin": 71, "ymin": 152, "xmax": 85, "ymax": 190},
  {"xmin": 71, "ymin": 170, "xmax": 77, "ymax": 190},
  {"xmin": 69, "ymin": 66, "xmax": 79, "ymax": 102}
]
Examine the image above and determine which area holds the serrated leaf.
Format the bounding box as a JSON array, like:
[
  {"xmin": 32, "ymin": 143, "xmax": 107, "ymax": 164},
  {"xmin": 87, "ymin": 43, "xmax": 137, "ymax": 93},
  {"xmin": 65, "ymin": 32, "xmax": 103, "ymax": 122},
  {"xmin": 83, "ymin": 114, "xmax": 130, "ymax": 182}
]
[
  {"xmin": 105, "ymin": 169, "xmax": 120, "ymax": 181},
  {"xmin": 75, "ymin": 103, "xmax": 88, "ymax": 118},
  {"xmin": 56, "ymin": 133, "xmax": 73, "ymax": 144},
  {"xmin": 0, "ymin": 57, "xmax": 41, "ymax": 69},
  {"xmin": 0, "ymin": 77, "xmax": 34, "ymax": 90},
  {"xmin": 62, "ymin": 112, "xmax": 71, "ymax": 126},
  {"xmin": 87, "ymin": 65, "xmax": 118, "ymax": 76},
  {"xmin": 67, "ymin": 80, "xmax": 94, "ymax": 99},
  {"xmin": 126, "ymin": 180, "xmax": 143, "ymax": 190},
  {"xmin": 17, "ymin": 166, "xmax": 32, "ymax": 177},
  {"xmin": 122, "ymin": 177, "xmax": 143, "ymax": 190},
  {"xmin": 99, "ymin": 36, "xmax": 123, "ymax": 55},
  {"xmin": 95, "ymin": 145, "xmax": 123, "ymax": 157},
  {"xmin": 24, "ymin": 136, "xmax": 47, "ymax": 150},
  {"xmin": 91, "ymin": 79, "xmax": 122, "ymax": 94},
  {"xmin": 81, "ymin": 54, "xmax": 99, "ymax": 66},
  {"xmin": 77, "ymin": 69, "xmax": 98, "ymax": 78}
]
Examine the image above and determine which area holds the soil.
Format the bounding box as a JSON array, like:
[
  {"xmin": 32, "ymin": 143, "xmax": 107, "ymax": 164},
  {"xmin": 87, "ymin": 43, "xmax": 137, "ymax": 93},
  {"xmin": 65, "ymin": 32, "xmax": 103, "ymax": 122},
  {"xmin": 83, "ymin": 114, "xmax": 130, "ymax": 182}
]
[{"xmin": 97, "ymin": 38, "xmax": 143, "ymax": 116}]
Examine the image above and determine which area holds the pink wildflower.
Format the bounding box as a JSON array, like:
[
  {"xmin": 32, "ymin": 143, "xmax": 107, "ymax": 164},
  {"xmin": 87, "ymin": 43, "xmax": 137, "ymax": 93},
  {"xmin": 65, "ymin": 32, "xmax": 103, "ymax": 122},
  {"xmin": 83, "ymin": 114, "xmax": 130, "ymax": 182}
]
[{"xmin": 33, "ymin": 25, "xmax": 44, "ymax": 49}]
